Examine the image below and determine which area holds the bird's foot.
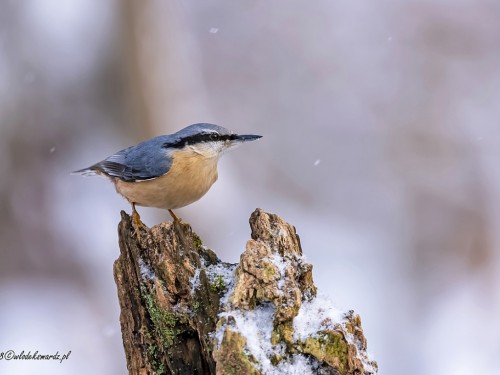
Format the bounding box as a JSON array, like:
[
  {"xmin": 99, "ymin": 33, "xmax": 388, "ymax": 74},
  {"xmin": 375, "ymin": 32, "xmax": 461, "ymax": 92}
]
[
  {"xmin": 168, "ymin": 209, "xmax": 181, "ymax": 223},
  {"xmin": 131, "ymin": 205, "xmax": 145, "ymax": 240}
]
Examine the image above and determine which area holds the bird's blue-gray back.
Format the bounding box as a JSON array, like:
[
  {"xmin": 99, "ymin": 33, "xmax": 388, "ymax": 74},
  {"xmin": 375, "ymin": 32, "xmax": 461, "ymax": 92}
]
[{"xmin": 93, "ymin": 136, "xmax": 173, "ymax": 182}]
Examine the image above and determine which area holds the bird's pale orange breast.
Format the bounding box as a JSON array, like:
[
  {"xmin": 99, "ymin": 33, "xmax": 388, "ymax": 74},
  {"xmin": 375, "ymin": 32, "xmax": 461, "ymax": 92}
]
[{"xmin": 114, "ymin": 149, "xmax": 219, "ymax": 210}]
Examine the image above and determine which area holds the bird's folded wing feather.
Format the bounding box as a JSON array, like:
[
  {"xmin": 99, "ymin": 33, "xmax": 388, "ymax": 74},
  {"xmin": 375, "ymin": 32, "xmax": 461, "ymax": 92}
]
[{"xmin": 86, "ymin": 138, "xmax": 173, "ymax": 182}]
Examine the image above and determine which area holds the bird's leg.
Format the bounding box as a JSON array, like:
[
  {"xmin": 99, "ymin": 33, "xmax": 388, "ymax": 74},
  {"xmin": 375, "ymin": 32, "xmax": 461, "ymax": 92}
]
[
  {"xmin": 131, "ymin": 203, "xmax": 144, "ymax": 240},
  {"xmin": 168, "ymin": 209, "xmax": 180, "ymax": 222}
]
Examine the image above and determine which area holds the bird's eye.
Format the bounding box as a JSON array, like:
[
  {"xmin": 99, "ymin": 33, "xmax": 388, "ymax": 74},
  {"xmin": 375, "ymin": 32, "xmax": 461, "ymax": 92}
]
[{"xmin": 209, "ymin": 133, "xmax": 219, "ymax": 141}]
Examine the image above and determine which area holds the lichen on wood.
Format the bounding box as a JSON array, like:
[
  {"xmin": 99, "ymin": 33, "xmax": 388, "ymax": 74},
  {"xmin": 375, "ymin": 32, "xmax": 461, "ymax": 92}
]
[{"xmin": 114, "ymin": 209, "xmax": 377, "ymax": 374}]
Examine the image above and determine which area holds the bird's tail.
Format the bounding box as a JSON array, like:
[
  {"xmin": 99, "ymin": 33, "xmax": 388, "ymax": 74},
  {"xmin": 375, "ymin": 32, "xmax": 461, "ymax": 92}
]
[{"xmin": 71, "ymin": 167, "xmax": 97, "ymax": 176}]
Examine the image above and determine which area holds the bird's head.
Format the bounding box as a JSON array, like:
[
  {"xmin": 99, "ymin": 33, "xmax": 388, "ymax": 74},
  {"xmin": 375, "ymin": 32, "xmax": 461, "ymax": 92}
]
[{"xmin": 164, "ymin": 123, "xmax": 262, "ymax": 159}]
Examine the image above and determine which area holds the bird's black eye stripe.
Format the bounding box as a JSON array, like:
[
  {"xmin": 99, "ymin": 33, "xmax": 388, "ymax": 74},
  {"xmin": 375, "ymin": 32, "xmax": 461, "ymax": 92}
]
[{"xmin": 163, "ymin": 133, "xmax": 234, "ymax": 149}]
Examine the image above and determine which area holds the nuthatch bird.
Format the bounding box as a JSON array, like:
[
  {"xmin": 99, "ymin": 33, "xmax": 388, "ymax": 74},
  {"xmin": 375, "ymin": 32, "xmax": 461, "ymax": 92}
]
[{"xmin": 74, "ymin": 123, "xmax": 262, "ymax": 235}]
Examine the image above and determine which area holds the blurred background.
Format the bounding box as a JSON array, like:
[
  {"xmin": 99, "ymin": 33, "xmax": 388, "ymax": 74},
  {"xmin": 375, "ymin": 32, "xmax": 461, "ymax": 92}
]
[{"xmin": 1, "ymin": 0, "xmax": 499, "ymax": 374}]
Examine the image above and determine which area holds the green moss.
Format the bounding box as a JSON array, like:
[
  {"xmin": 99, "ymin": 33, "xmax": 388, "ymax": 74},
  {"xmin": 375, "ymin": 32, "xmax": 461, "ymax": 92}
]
[
  {"xmin": 272, "ymin": 321, "xmax": 294, "ymax": 348},
  {"xmin": 141, "ymin": 285, "xmax": 178, "ymax": 350},
  {"xmin": 192, "ymin": 233, "xmax": 203, "ymax": 250},
  {"xmin": 300, "ymin": 331, "xmax": 349, "ymax": 374},
  {"xmin": 271, "ymin": 330, "xmax": 280, "ymax": 346},
  {"xmin": 345, "ymin": 314, "xmax": 362, "ymax": 334},
  {"xmin": 270, "ymin": 353, "xmax": 282, "ymax": 366},
  {"xmin": 144, "ymin": 332, "xmax": 165, "ymax": 375},
  {"xmin": 262, "ymin": 263, "xmax": 277, "ymax": 282},
  {"xmin": 210, "ymin": 275, "xmax": 226, "ymax": 294},
  {"xmin": 192, "ymin": 299, "xmax": 201, "ymax": 312},
  {"xmin": 216, "ymin": 327, "xmax": 260, "ymax": 375}
]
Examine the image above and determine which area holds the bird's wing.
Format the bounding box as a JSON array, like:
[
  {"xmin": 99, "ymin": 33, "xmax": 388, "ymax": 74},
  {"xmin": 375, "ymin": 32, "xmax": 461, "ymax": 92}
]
[{"xmin": 89, "ymin": 138, "xmax": 173, "ymax": 182}]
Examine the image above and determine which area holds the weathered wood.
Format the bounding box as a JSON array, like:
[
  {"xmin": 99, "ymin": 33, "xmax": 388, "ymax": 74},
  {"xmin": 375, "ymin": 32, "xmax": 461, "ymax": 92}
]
[{"xmin": 113, "ymin": 209, "xmax": 377, "ymax": 375}]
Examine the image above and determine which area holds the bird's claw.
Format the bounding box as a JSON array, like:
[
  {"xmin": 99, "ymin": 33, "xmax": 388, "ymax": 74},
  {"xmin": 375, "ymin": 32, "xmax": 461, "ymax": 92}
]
[{"xmin": 168, "ymin": 209, "xmax": 181, "ymax": 223}]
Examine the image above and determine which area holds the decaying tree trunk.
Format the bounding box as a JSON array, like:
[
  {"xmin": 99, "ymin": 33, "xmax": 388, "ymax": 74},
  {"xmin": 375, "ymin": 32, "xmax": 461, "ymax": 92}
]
[{"xmin": 113, "ymin": 209, "xmax": 378, "ymax": 375}]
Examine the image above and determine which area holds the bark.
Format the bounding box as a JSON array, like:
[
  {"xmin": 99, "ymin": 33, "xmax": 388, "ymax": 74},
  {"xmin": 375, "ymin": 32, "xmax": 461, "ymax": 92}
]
[{"xmin": 114, "ymin": 209, "xmax": 377, "ymax": 375}]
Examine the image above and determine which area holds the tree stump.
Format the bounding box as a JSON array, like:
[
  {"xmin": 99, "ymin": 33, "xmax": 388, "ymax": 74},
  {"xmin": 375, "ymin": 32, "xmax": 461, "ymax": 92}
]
[{"xmin": 113, "ymin": 208, "xmax": 377, "ymax": 375}]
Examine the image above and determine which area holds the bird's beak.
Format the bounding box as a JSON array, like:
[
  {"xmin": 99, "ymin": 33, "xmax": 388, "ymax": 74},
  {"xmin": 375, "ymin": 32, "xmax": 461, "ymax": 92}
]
[{"xmin": 232, "ymin": 134, "xmax": 262, "ymax": 143}]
